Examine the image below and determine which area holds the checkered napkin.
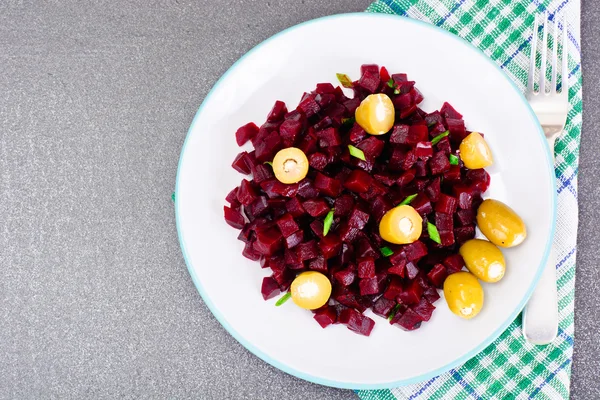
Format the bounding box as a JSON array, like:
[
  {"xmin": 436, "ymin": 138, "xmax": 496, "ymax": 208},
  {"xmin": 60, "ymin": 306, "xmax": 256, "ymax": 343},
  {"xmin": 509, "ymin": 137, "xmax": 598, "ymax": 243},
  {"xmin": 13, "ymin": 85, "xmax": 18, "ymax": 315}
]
[{"xmin": 357, "ymin": 0, "xmax": 582, "ymax": 399}]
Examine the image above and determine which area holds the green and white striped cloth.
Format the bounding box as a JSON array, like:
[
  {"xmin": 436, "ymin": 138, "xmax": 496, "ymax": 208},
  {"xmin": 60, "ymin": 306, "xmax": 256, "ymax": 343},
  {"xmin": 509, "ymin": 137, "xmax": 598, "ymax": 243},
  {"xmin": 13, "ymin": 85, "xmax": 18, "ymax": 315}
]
[{"xmin": 358, "ymin": 0, "xmax": 582, "ymax": 399}]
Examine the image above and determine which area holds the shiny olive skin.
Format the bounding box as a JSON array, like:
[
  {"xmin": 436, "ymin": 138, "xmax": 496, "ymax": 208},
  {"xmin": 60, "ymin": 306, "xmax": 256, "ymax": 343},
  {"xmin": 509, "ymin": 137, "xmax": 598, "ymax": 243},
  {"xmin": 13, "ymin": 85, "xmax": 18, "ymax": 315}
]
[
  {"xmin": 459, "ymin": 239, "xmax": 506, "ymax": 283},
  {"xmin": 290, "ymin": 271, "xmax": 332, "ymax": 310},
  {"xmin": 459, "ymin": 132, "xmax": 493, "ymax": 169},
  {"xmin": 379, "ymin": 205, "xmax": 423, "ymax": 245},
  {"xmin": 477, "ymin": 199, "xmax": 527, "ymax": 248},
  {"xmin": 443, "ymin": 272, "xmax": 484, "ymax": 319},
  {"xmin": 355, "ymin": 93, "xmax": 395, "ymax": 135}
]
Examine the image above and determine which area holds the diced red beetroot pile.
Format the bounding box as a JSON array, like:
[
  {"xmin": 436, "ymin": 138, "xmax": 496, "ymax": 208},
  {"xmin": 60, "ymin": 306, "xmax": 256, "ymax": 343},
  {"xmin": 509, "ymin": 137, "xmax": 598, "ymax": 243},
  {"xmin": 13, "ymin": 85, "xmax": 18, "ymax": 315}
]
[{"xmin": 224, "ymin": 65, "xmax": 490, "ymax": 336}]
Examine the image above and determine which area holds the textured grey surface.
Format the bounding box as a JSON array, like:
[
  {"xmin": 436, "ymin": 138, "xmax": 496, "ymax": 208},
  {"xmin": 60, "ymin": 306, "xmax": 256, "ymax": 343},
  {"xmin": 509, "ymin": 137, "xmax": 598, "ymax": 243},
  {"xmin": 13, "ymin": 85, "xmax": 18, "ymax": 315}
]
[{"xmin": 0, "ymin": 0, "xmax": 596, "ymax": 399}]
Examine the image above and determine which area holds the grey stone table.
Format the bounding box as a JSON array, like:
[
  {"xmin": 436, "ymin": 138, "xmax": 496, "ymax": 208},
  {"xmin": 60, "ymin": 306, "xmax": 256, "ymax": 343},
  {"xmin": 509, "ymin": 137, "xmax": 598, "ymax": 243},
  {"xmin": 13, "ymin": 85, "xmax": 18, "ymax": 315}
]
[{"xmin": 0, "ymin": 1, "xmax": 598, "ymax": 399}]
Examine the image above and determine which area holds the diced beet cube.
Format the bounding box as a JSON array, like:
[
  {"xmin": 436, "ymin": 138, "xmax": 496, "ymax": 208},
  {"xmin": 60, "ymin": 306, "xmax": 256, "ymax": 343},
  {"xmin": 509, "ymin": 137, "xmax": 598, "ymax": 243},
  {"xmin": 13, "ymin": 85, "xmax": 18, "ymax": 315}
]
[
  {"xmin": 424, "ymin": 287, "xmax": 440, "ymax": 304},
  {"xmin": 369, "ymin": 195, "xmax": 393, "ymax": 222},
  {"xmin": 358, "ymin": 68, "xmax": 380, "ymax": 93},
  {"xmin": 284, "ymin": 248, "xmax": 300, "ymax": 265},
  {"xmin": 391, "ymin": 73, "xmax": 407, "ymax": 83},
  {"xmin": 348, "ymin": 206, "xmax": 370, "ymax": 229},
  {"xmin": 436, "ymin": 136, "xmax": 452, "ymax": 155},
  {"xmin": 359, "ymin": 276, "xmax": 383, "ymax": 296},
  {"xmin": 294, "ymin": 179, "xmax": 317, "ymax": 200},
  {"xmin": 316, "ymin": 82, "xmax": 335, "ymax": 94},
  {"xmin": 284, "ymin": 230, "xmax": 304, "ymax": 249},
  {"xmin": 297, "ymin": 95, "xmax": 320, "ymax": 118},
  {"xmin": 334, "ymin": 269, "xmax": 356, "ymax": 286},
  {"xmin": 357, "ymin": 136, "xmax": 385, "ymax": 159},
  {"xmin": 295, "ymin": 240, "xmax": 319, "ymax": 261},
  {"xmin": 261, "ymin": 180, "xmax": 299, "ymax": 198},
  {"xmin": 411, "ymin": 194, "xmax": 433, "ymax": 216},
  {"xmin": 343, "ymin": 98, "xmax": 361, "ymax": 114},
  {"xmin": 357, "ymin": 257, "xmax": 376, "ymax": 279},
  {"xmin": 251, "ymin": 163, "xmax": 274, "ymax": 184},
  {"xmin": 253, "ymin": 228, "xmax": 283, "ymax": 256},
  {"xmin": 411, "ymin": 297, "xmax": 436, "ymax": 322},
  {"xmin": 297, "ymin": 128, "xmax": 319, "ymax": 155},
  {"xmin": 389, "ymin": 250, "xmax": 405, "ymax": 266},
  {"xmin": 225, "ymin": 187, "xmax": 240, "ymax": 207},
  {"xmin": 356, "ymin": 238, "xmax": 379, "ymax": 259},
  {"xmin": 261, "ymin": 276, "xmax": 281, "ymax": 300},
  {"xmin": 407, "ymin": 125, "xmax": 429, "ymax": 144},
  {"xmin": 389, "ymin": 124, "xmax": 409, "ymax": 145},
  {"xmin": 384, "ymin": 277, "xmax": 403, "ymax": 300},
  {"xmin": 392, "ymin": 92, "xmax": 412, "ymax": 110},
  {"xmin": 453, "ymin": 184, "xmax": 475, "ymax": 210},
  {"xmin": 440, "ymin": 102, "xmax": 463, "ymax": 119},
  {"xmin": 343, "ymin": 169, "xmax": 372, "ymax": 193},
  {"xmin": 339, "ymin": 244, "xmax": 355, "ymax": 266},
  {"xmin": 372, "ymin": 296, "xmax": 396, "ymax": 318},
  {"xmin": 338, "ymin": 223, "xmax": 361, "ymax": 243},
  {"xmin": 455, "ymin": 225, "xmax": 476, "ymax": 244},
  {"xmin": 415, "ymin": 141, "xmax": 433, "ymax": 159},
  {"xmin": 443, "ymin": 254, "xmax": 465, "ymax": 274},
  {"xmin": 411, "ymin": 88, "xmax": 424, "ymax": 104},
  {"xmin": 309, "ymin": 220, "xmax": 324, "ymax": 240},
  {"xmin": 467, "ymin": 169, "xmax": 491, "ymax": 192},
  {"xmin": 235, "ymin": 122, "xmax": 259, "ymax": 146},
  {"xmin": 446, "ymin": 118, "xmax": 467, "ymax": 142},
  {"xmin": 403, "ymin": 241, "xmax": 428, "ymax": 262},
  {"xmin": 397, "ymin": 279, "xmax": 423, "ymax": 305},
  {"xmin": 456, "ymin": 209, "xmax": 475, "ymax": 226},
  {"xmin": 309, "ymin": 152, "xmax": 328, "ymax": 171},
  {"xmin": 254, "ymin": 131, "xmax": 283, "ymax": 162},
  {"xmin": 389, "ymin": 148, "xmax": 416, "ymax": 171},
  {"xmin": 442, "ymin": 164, "xmax": 460, "ymax": 183},
  {"xmin": 223, "ymin": 206, "xmax": 245, "ymax": 229},
  {"xmin": 405, "ymin": 261, "xmax": 420, "ymax": 280},
  {"xmin": 435, "ymin": 194, "xmax": 458, "ymax": 214},
  {"xmin": 429, "ymin": 151, "xmax": 451, "ymax": 175},
  {"xmin": 399, "ymin": 104, "xmax": 417, "ymax": 119},
  {"xmin": 231, "ymin": 151, "xmax": 252, "ymax": 174},
  {"xmin": 425, "ymin": 111, "xmax": 443, "ymax": 127},
  {"xmin": 374, "ymin": 173, "xmax": 397, "ymax": 187},
  {"xmin": 314, "ymin": 172, "xmax": 342, "ymax": 197},
  {"xmin": 317, "ymin": 127, "xmax": 341, "ymax": 148},
  {"xmin": 237, "ymin": 179, "xmax": 257, "ymax": 206},
  {"xmin": 275, "ymin": 214, "xmax": 299, "ymax": 238},
  {"xmin": 349, "ymin": 124, "xmax": 367, "ymax": 144},
  {"xmin": 242, "ymin": 241, "xmax": 261, "ymax": 261},
  {"xmin": 387, "ymin": 263, "xmax": 405, "ymax": 277},
  {"xmin": 427, "ymin": 264, "xmax": 448, "ymax": 287},
  {"xmin": 285, "ymin": 197, "xmax": 305, "ymax": 217},
  {"xmin": 302, "ymin": 198, "xmax": 330, "ymax": 217},
  {"xmin": 334, "ymin": 194, "xmax": 355, "ymax": 216},
  {"xmin": 435, "ymin": 213, "xmax": 454, "ymax": 231},
  {"xmin": 414, "ymin": 178, "xmax": 429, "ymax": 192},
  {"xmin": 313, "ymin": 306, "xmax": 337, "ymax": 328},
  {"xmin": 425, "ymin": 177, "xmax": 441, "ymax": 202},
  {"xmin": 439, "ymin": 230, "xmax": 455, "ymax": 247},
  {"xmin": 334, "ymin": 286, "xmax": 367, "ymax": 313},
  {"xmin": 319, "ymin": 234, "xmax": 342, "ymax": 259},
  {"xmin": 308, "ymin": 255, "xmax": 327, "ymax": 273},
  {"xmin": 339, "ymin": 308, "xmax": 375, "ymax": 336},
  {"xmin": 393, "ymin": 307, "xmax": 422, "ymax": 331},
  {"xmin": 397, "ymin": 169, "xmax": 416, "ymax": 187},
  {"xmin": 315, "ymin": 93, "xmax": 335, "ymax": 108},
  {"xmin": 267, "ymin": 100, "xmax": 287, "ymax": 122},
  {"xmin": 246, "ymin": 196, "xmax": 269, "ymax": 219},
  {"xmin": 279, "ymin": 119, "xmax": 303, "ymax": 147}
]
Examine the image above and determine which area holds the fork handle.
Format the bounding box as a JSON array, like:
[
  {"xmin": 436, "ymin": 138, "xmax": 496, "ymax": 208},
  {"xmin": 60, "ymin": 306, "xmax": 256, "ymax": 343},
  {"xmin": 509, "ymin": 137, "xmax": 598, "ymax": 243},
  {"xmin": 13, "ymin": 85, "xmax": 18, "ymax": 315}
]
[{"xmin": 522, "ymin": 136, "xmax": 559, "ymax": 345}]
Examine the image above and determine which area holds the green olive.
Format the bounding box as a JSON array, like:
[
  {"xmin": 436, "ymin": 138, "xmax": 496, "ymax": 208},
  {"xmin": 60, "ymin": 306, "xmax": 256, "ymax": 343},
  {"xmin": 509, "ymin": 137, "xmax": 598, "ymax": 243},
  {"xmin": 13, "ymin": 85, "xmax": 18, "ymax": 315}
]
[
  {"xmin": 443, "ymin": 272, "xmax": 484, "ymax": 320},
  {"xmin": 476, "ymin": 199, "xmax": 527, "ymax": 248},
  {"xmin": 459, "ymin": 239, "xmax": 506, "ymax": 283}
]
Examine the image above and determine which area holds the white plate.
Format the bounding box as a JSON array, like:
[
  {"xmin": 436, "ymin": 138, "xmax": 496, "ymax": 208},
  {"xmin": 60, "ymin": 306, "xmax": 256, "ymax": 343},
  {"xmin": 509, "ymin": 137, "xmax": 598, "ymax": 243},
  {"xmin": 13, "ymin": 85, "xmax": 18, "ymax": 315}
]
[{"xmin": 176, "ymin": 13, "xmax": 555, "ymax": 389}]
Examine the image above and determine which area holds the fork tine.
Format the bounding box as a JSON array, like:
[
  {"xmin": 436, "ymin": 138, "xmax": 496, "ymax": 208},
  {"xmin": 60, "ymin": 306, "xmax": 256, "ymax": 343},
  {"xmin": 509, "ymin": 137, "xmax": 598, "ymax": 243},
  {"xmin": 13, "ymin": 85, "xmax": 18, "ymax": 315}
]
[
  {"xmin": 551, "ymin": 16, "xmax": 558, "ymax": 93},
  {"xmin": 527, "ymin": 14, "xmax": 539, "ymax": 95},
  {"xmin": 562, "ymin": 14, "xmax": 569, "ymax": 95},
  {"xmin": 540, "ymin": 12, "xmax": 549, "ymax": 94}
]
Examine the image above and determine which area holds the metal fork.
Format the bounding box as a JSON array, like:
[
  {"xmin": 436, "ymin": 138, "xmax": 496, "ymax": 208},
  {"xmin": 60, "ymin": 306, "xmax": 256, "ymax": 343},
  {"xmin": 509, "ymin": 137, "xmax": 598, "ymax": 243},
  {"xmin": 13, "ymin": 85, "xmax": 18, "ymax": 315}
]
[{"xmin": 522, "ymin": 12, "xmax": 569, "ymax": 345}]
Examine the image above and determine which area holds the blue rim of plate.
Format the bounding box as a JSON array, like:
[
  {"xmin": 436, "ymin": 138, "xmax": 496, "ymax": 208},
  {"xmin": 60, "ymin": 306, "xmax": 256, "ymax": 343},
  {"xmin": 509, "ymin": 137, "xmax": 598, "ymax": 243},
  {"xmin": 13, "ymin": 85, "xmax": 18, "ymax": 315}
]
[{"xmin": 175, "ymin": 12, "xmax": 556, "ymax": 390}]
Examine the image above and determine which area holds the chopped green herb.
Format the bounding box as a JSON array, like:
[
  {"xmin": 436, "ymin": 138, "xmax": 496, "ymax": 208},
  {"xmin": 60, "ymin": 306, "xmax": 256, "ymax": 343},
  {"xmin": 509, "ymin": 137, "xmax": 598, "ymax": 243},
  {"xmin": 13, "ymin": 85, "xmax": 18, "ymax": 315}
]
[
  {"xmin": 348, "ymin": 145, "xmax": 366, "ymax": 161},
  {"xmin": 171, "ymin": 192, "xmax": 175, "ymax": 202},
  {"xmin": 393, "ymin": 88, "xmax": 400, "ymax": 95},
  {"xmin": 398, "ymin": 193, "xmax": 418, "ymax": 206},
  {"xmin": 336, "ymin": 73, "xmax": 354, "ymax": 88},
  {"xmin": 380, "ymin": 246, "xmax": 394, "ymax": 257},
  {"xmin": 387, "ymin": 78, "xmax": 395, "ymax": 88},
  {"xmin": 427, "ymin": 222, "xmax": 441, "ymax": 244},
  {"xmin": 388, "ymin": 303, "xmax": 401, "ymax": 321},
  {"xmin": 449, "ymin": 154, "xmax": 459, "ymax": 165},
  {"xmin": 431, "ymin": 130, "xmax": 450, "ymax": 146},
  {"xmin": 264, "ymin": 161, "xmax": 273, "ymax": 167},
  {"xmin": 275, "ymin": 292, "xmax": 292, "ymax": 307},
  {"xmin": 341, "ymin": 117, "xmax": 355, "ymax": 130},
  {"xmin": 323, "ymin": 209, "xmax": 335, "ymax": 236},
  {"xmin": 427, "ymin": 121, "xmax": 436, "ymax": 127}
]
